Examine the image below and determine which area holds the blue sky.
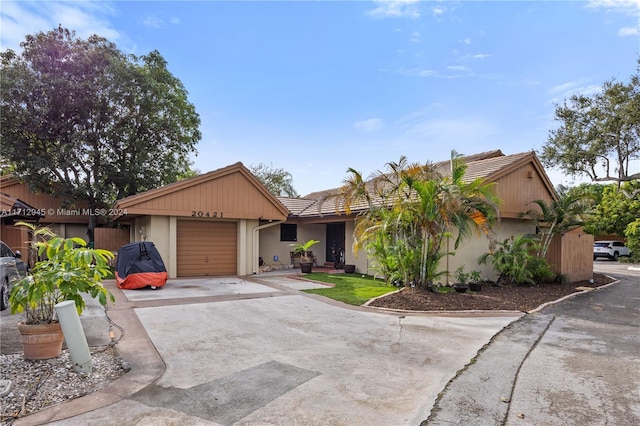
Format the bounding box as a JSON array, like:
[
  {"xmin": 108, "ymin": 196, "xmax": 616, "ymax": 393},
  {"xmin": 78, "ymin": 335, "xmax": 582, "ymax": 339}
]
[{"xmin": 2, "ymin": 1, "xmax": 639, "ymax": 196}]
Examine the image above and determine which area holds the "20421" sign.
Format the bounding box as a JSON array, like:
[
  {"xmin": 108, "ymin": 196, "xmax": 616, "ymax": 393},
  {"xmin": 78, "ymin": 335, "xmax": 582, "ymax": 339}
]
[{"xmin": 191, "ymin": 211, "xmax": 223, "ymax": 218}]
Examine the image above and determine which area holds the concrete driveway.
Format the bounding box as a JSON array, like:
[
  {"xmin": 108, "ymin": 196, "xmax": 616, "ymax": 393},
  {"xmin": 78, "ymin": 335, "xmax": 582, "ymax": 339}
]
[
  {"xmin": 426, "ymin": 263, "xmax": 640, "ymax": 425},
  {"xmin": 20, "ymin": 274, "xmax": 521, "ymax": 426}
]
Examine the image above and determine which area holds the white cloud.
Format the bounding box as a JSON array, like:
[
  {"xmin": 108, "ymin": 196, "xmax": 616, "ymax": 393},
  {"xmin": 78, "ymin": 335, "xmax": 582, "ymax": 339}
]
[
  {"xmin": 432, "ymin": 6, "xmax": 445, "ymax": 16},
  {"xmin": 399, "ymin": 67, "xmax": 477, "ymax": 79},
  {"xmin": 143, "ymin": 15, "xmax": 164, "ymax": 29},
  {"xmin": 587, "ymin": 0, "xmax": 640, "ymax": 35},
  {"xmin": 397, "ymin": 112, "xmax": 499, "ymax": 147},
  {"xmin": 0, "ymin": 1, "xmax": 120, "ymax": 51},
  {"xmin": 459, "ymin": 53, "xmax": 491, "ymax": 61},
  {"xmin": 547, "ymin": 81, "xmax": 602, "ymax": 104},
  {"xmin": 354, "ymin": 118, "xmax": 384, "ymax": 133},
  {"xmin": 366, "ymin": 0, "xmax": 421, "ymax": 19},
  {"xmin": 618, "ymin": 26, "xmax": 639, "ymax": 35},
  {"xmin": 462, "ymin": 37, "xmax": 472, "ymax": 45},
  {"xmin": 143, "ymin": 13, "xmax": 182, "ymax": 29},
  {"xmin": 447, "ymin": 65, "xmax": 470, "ymax": 72},
  {"xmin": 399, "ymin": 68, "xmax": 438, "ymax": 77},
  {"xmin": 587, "ymin": 0, "xmax": 640, "ymax": 15},
  {"xmin": 410, "ymin": 31, "xmax": 420, "ymax": 42}
]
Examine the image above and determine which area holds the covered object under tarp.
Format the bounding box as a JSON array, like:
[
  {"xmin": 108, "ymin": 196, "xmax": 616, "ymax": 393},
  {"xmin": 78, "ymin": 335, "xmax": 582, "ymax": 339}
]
[{"xmin": 115, "ymin": 241, "xmax": 168, "ymax": 289}]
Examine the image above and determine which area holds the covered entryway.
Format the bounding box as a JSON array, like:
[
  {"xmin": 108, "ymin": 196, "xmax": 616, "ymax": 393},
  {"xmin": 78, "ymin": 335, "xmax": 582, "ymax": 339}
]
[{"xmin": 177, "ymin": 220, "xmax": 237, "ymax": 277}]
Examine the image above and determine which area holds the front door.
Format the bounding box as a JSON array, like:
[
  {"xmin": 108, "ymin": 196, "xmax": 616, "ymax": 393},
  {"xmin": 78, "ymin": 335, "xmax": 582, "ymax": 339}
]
[{"xmin": 325, "ymin": 223, "xmax": 345, "ymax": 262}]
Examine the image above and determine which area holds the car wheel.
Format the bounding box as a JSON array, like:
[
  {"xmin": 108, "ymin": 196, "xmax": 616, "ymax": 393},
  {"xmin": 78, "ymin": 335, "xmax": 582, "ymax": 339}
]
[
  {"xmin": 613, "ymin": 251, "xmax": 619, "ymax": 261},
  {"xmin": 0, "ymin": 278, "xmax": 8, "ymax": 311}
]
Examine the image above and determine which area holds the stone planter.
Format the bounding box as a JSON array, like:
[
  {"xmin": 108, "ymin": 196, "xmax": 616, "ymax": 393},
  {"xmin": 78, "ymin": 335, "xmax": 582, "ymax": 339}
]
[
  {"xmin": 344, "ymin": 264, "xmax": 356, "ymax": 273},
  {"xmin": 17, "ymin": 321, "xmax": 64, "ymax": 360}
]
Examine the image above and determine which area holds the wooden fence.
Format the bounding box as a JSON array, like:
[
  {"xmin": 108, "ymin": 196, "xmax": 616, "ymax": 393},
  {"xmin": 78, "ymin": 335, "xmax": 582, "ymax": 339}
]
[
  {"xmin": 94, "ymin": 228, "xmax": 130, "ymax": 252},
  {"xmin": 545, "ymin": 228, "xmax": 594, "ymax": 282}
]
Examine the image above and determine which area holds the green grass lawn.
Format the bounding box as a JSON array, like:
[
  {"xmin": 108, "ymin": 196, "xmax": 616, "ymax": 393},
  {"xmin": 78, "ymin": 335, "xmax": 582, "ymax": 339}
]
[{"xmin": 301, "ymin": 273, "xmax": 397, "ymax": 306}]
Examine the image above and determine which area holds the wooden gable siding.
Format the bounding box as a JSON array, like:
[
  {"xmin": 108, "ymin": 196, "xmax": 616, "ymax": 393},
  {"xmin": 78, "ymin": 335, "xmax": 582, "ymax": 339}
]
[
  {"xmin": 494, "ymin": 162, "xmax": 554, "ymax": 219},
  {"xmin": 0, "ymin": 178, "xmax": 90, "ymax": 224},
  {"xmin": 119, "ymin": 171, "xmax": 286, "ymax": 220}
]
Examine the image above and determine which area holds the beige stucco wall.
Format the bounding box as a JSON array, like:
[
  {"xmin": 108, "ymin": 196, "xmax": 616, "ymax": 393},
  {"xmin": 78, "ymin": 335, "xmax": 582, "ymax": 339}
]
[
  {"xmin": 243, "ymin": 218, "xmax": 259, "ymax": 276},
  {"xmin": 258, "ymin": 223, "xmax": 325, "ymax": 270},
  {"xmin": 344, "ymin": 219, "xmax": 370, "ymax": 275},
  {"xmin": 349, "ymin": 217, "xmax": 536, "ymax": 284},
  {"xmin": 131, "ymin": 216, "xmax": 171, "ymax": 276},
  {"xmin": 443, "ymin": 218, "xmax": 536, "ymax": 284}
]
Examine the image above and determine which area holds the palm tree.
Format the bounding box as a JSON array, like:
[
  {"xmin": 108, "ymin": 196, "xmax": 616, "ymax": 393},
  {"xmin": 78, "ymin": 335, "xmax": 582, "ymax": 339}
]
[
  {"xmin": 523, "ymin": 184, "xmax": 591, "ymax": 258},
  {"xmin": 332, "ymin": 151, "xmax": 501, "ymax": 288}
]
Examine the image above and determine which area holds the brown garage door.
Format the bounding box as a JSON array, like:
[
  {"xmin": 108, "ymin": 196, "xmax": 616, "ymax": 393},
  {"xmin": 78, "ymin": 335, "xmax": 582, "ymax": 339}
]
[{"xmin": 177, "ymin": 220, "xmax": 237, "ymax": 277}]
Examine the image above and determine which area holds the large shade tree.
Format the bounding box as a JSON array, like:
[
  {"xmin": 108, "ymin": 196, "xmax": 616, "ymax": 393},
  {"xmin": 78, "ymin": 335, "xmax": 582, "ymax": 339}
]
[
  {"xmin": 540, "ymin": 65, "xmax": 640, "ymax": 184},
  {"xmin": 1, "ymin": 26, "xmax": 201, "ymax": 241},
  {"xmin": 586, "ymin": 180, "xmax": 640, "ymax": 237}
]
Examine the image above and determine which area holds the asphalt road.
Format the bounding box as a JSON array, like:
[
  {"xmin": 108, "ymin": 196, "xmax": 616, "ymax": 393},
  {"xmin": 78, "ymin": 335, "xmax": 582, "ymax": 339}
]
[{"xmin": 426, "ymin": 262, "xmax": 640, "ymax": 425}]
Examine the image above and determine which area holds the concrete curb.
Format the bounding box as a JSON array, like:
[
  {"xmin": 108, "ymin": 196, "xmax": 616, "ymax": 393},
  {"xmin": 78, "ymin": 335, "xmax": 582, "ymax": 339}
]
[{"xmin": 528, "ymin": 275, "xmax": 620, "ymax": 314}]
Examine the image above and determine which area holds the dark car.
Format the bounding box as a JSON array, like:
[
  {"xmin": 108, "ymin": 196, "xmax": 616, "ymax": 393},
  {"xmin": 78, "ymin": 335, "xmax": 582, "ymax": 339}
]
[{"xmin": 1, "ymin": 241, "xmax": 27, "ymax": 311}]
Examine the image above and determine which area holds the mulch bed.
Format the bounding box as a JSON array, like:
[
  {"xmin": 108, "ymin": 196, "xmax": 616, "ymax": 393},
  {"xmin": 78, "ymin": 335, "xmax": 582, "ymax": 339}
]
[{"xmin": 368, "ymin": 273, "xmax": 616, "ymax": 312}]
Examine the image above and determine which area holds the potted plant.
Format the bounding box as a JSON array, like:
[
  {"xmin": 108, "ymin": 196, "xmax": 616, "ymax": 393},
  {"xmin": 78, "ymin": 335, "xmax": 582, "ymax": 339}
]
[
  {"xmin": 453, "ymin": 265, "xmax": 469, "ymax": 293},
  {"xmin": 468, "ymin": 270, "xmax": 483, "ymax": 291},
  {"xmin": 289, "ymin": 239, "xmax": 320, "ymax": 273},
  {"xmin": 9, "ymin": 222, "xmax": 115, "ymax": 360}
]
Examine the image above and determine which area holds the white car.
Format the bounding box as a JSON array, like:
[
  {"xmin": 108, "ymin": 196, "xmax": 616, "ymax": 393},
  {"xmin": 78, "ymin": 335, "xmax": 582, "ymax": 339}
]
[{"xmin": 593, "ymin": 241, "xmax": 631, "ymax": 261}]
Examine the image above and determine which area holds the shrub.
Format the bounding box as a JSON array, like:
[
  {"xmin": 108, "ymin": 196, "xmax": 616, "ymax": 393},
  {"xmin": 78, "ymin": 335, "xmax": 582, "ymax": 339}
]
[
  {"xmin": 625, "ymin": 219, "xmax": 640, "ymax": 263},
  {"xmin": 479, "ymin": 235, "xmax": 552, "ymax": 285}
]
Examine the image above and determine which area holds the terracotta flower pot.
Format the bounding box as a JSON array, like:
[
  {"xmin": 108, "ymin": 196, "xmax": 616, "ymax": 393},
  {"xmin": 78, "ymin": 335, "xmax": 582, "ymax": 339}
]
[{"xmin": 17, "ymin": 321, "xmax": 64, "ymax": 360}]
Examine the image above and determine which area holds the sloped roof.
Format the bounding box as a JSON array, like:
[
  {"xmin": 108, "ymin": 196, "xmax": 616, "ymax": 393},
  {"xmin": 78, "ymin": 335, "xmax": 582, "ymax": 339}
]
[
  {"xmin": 0, "ymin": 192, "xmax": 43, "ymax": 219},
  {"xmin": 114, "ymin": 162, "xmax": 290, "ymax": 220},
  {"xmin": 284, "ymin": 150, "xmax": 556, "ymax": 218}
]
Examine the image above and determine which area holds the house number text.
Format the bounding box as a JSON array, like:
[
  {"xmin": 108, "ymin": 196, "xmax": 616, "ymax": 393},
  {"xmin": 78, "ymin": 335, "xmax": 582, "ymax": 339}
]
[{"xmin": 192, "ymin": 211, "xmax": 223, "ymax": 218}]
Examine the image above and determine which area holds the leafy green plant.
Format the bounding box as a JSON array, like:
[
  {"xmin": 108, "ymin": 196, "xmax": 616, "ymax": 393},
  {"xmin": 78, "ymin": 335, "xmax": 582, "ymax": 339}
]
[
  {"xmin": 9, "ymin": 222, "xmax": 115, "ymax": 325},
  {"xmin": 521, "ymin": 184, "xmax": 591, "ymax": 258},
  {"xmin": 479, "ymin": 235, "xmax": 551, "ymax": 286},
  {"xmin": 289, "ymin": 239, "xmax": 320, "ymax": 263},
  {"xmin": 469, "ymin": 270, "xmax": 482, "ymax": 283},
  {"xmin": 330, "ymin": 151, "xmax": 499, "ymax": 290},
  {"xmin": 453, "ymin": 266, "xmax": 470, "ymax": 284},
  {"xmin": 625, "ymin": 218, "xmax": 640, "ymax": 263}
]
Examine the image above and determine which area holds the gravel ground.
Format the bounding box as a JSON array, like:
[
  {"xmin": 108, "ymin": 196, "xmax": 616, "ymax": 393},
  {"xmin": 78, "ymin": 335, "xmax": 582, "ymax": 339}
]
[{"xmin": 0, "ymin": 346, "xmax": 128, "ymax": 425}]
